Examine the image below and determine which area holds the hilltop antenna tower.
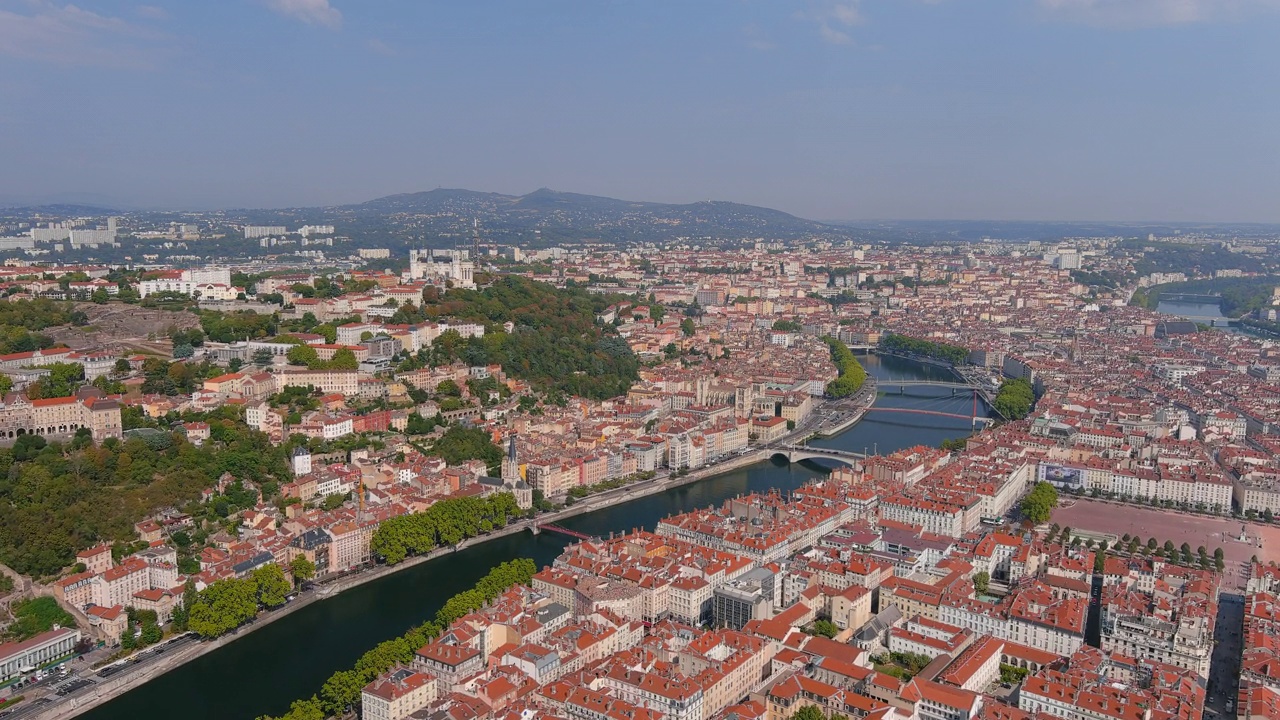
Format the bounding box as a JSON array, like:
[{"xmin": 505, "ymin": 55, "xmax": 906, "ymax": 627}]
[{"xmin": 471, "ymin": 218, "xmax": 481, "ymax": 263}]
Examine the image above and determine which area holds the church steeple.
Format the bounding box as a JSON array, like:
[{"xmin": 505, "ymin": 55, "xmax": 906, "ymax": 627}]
[{"xmin": 502, "ymin": 434, "xmax": 519, "ymax": 483}]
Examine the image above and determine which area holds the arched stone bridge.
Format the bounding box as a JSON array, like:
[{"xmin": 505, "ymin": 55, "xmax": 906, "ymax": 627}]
[{"xmin": 767, "ymin": 444, "xmax": 867, "ymax": 465}]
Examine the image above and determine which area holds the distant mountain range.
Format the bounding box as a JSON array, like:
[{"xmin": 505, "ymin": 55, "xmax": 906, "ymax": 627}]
[
  {"xmin": 329, "ymin": 187, "xmax": 852, "ymax": 244},
  {"xmin": 8, "ymin": 187, "xmax": 1279, "ymax": 248}
]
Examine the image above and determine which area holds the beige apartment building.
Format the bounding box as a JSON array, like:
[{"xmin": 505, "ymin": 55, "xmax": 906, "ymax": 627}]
[
  {"xmin": 279, "ymin": 369, "xmax": 359, "ymax": 396},
  {"xmin": 0, "ymin": 392, "xmax": 122, "ymax": 441},
  {"xmin": 362, "ymin": 666, "xmax": 437, "ymax": 720}
]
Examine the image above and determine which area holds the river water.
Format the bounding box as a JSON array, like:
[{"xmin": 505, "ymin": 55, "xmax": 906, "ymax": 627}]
[
  {"xmin": 1157, "ymin": 299, "xmax": 1229, "ymax": 326},
  {"xmin": 80, "ymin": 354, "xmax": 985, "ymax": 720}
]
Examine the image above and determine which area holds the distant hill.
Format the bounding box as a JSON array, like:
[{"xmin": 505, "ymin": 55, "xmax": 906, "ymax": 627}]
[
  {"xmin": 0, "ymin": 202, "xmax": 121, "ymax": 215},
  {"xmin": 341, "ymin": 187, "xmax": 850, "ymax": 245}
]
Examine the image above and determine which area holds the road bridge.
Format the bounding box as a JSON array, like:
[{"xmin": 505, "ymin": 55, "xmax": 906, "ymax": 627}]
[
  {"xmin": 876, "ymin": 379, "xmax": 1004, "ymax": 421},
  {"xmin": 878, "ymin": 380, "xmax": 981, "ymax": 391},
  {"xmin": 768, "ymin": 444, "xmax": 867, "ymax": 465}
]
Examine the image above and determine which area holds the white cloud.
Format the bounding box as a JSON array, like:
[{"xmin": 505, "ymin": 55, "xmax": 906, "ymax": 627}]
[
  {"xmin": 265, "ymin": 0, "xmax": 342, "ymax": 29},
  {"xmin": 829, "ymin": 2, "xmax": 864, "ymax": 25},
  {"xmin": 1038, "ymin": 0, "xmax": 1280, "ymax": 26},
  {"xmin": 796, "ymin": 1, "xmax": 864, "ymax": 45},
  {"xmin": 0, "ymin": 1, "xmax": 160, "ymax": 67}
]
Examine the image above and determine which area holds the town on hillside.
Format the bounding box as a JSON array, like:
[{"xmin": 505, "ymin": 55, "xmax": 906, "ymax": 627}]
[{"xmin": 0, "ymin": 234, "xmax": 1279, "ymax": 720}]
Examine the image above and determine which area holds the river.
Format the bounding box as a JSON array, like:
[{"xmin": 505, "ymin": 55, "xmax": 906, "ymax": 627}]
[
  {"xmin": 79, "ymin": 354, "xmax": 985, "ymax": 720},
  {"xmin": 1157, "ymin": 299, "xmax": 1230, "ymax": 327}
]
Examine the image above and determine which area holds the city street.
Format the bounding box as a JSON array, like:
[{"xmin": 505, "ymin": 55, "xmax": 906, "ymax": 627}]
[{"xmin": 1206, "ymin": 595, "xmax": 1245, "ymax": 720}]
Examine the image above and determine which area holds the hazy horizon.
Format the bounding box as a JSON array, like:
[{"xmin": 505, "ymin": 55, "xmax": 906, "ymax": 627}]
[{"xmin": 3, "ymin": 0, "xmax": 1278, "ymax": 223}]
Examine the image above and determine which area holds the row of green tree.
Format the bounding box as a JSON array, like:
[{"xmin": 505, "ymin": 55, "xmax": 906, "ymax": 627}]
[
  {"xmin": 821, "ymin": 337, "xmax": 868, "ymax": 397},
  {"xmin": 257, "ymin": 558, "xmax": 537, "ymax": 720},
  {"xmin": 1240, "ymin": 317, "xmax": 1280, "ymax": 336},
  {"xmin": 369, "ymin": 493, "xmax": 522, "ymax": 566},
  {"xmin": 566, "ymin": 471, "xmax": 657, "ymax": 500},
  {"xmin": 878, "ymin": 333, "xmax": 969, "ymax": 365},
  {"xmin": 186, "ymin": 564, "xmax": 293, "ymax": 638},
  {"xmin": 1046, "ymin": 524, "xmax": 1228, "ymax": 572},
  {"xmin": 285, "ymin": 343, "xmax": 360, "ymax": 371},
  {"xmin": 992, "ymin": 378, "xmax": 1035, "ymax": 420}
]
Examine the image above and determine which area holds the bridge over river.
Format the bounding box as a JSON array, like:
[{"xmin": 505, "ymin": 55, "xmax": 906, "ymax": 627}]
[
  {"xmin": 871, "ymin": 378, "xmax": 1002, "ymax": 423},
  {"xmin": 767, "ymin": 444, "xmax": 867, "ymax": 465}
]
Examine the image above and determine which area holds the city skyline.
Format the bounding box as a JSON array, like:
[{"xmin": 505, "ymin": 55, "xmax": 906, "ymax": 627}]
[{"xmin": 2, "ymin": 0, "xmax": 1279, "ymax": 222}]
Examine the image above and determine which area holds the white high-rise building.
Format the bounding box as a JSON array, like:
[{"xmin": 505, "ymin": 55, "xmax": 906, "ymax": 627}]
[{"xmin": 244, "ymin": 225, "xmax": 287, "ymax": 238}]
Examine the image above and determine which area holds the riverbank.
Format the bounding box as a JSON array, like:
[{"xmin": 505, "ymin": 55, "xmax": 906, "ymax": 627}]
[
  {"xmin": 48, "ymin": 433, "xmax": 825, "ymax": 720},
  {"xmin": 73, "ymin": 352, "xmax": 973, "ymax": 720}
]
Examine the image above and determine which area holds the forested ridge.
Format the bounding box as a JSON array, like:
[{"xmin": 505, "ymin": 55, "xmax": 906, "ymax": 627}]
[
  {"xmin": 0, "ymin": 278, "xmax": 636, "ymax": 582},
  {"xmin": 0, "ymin": 420, "xmax": 288, "ymax": 577},
  {"xmin": 1120, "ymin": 239, "xmax": 1277, "ymax": 277},
  {"xmin": 403, "ymin": 276, "xmax": 641, "ymax": 400}
]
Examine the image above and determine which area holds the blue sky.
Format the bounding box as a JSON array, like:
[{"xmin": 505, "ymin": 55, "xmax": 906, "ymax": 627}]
[{"xmin": 1, "ymin": 0, "xmax": 1278, "ymax": 221}]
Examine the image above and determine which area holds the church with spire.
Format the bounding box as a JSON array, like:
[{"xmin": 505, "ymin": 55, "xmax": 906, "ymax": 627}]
[{"xmin": 478, "ymin": 433, "xmax": 533, "ymax": 510}]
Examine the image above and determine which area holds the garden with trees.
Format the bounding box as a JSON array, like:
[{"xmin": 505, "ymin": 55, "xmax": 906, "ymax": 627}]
[
  {"xmin": 428, "ymin": 426, "xmax": 504, "ymax": 473},
  {"xmin": 1020, "ymin": 481, "xmax": 1058, "ymax": 524},
  {"xmin": 4, "ymin": 596, "xmax": 75, "ymax": 640},
  {"xmin": 992, "ymin": 378, "xmax": 1035, "ymax": 420}
]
